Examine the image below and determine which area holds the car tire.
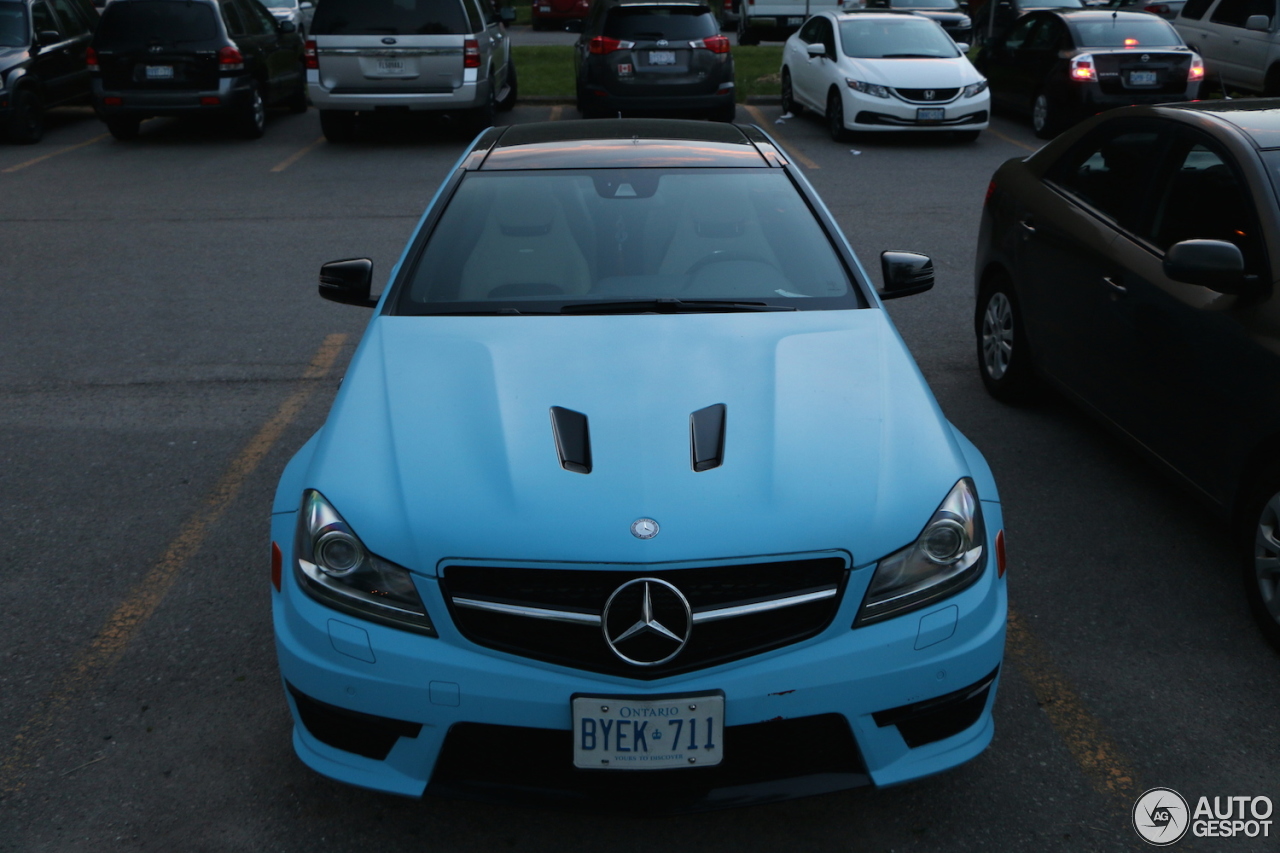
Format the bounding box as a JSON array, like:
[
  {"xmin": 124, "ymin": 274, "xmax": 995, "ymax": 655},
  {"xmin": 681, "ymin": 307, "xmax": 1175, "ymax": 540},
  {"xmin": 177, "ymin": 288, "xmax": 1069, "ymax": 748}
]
[
  {"xmin": 1031, "ymin": 90, "xmax": 1060, "ymax": 139},
  {"xmin": 105, "ymin": 117, "xmax": 140, "ymax": 140},
  {"xmin": 319, "ymin": 109, "xmax": 357, "ymax": 143},
  {"xmin": 1264, "ymin": 65, "xmax": 1280, "ymax": 97},
  {"xmin": 780, "ymin": 68, "xmax": 802, "ymax": 115},
  {"xmin": 976, "ymin": 272, "xmax": 1036, "ymax": 402},
  {"xmin": 1241, "ymin": 465, "xmax": 1280, "ymax": 651},
  {"xmin": 239, "ymin": 82, "xmax": 266, "ymax": 139},
  {"xmin": 287, "ymin": 73, "xmax": 309, "ymax": 114},
  {"xmin": 7, "ymin": 89, "xmax": 45, "ymax": 145},
  {"xmin": 826, "ymin": 88, "xmax": 848, "ymax": 142},
  {"xmin": 498, "ymin": 62, "xmax": 518, "ymax": 111},
  {"xmin": 469, "ymin": 77, "xmax": 497, "ymax": 133}
]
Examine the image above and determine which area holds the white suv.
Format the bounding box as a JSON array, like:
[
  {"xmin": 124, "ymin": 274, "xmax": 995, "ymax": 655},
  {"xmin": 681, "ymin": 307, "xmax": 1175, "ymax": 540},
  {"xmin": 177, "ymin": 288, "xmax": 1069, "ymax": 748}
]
[
  {"xmin": 306, "ymin": 0, "xmax": 516, "ymax": 141},
  {"xmin": 1175, "ymin": 0, "xmax": 1280, "ymax": 92}
]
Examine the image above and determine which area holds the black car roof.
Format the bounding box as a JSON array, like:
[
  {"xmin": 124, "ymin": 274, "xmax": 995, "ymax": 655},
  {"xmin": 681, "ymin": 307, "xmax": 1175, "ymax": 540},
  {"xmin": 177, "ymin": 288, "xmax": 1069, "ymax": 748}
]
[
  {"xmin": 471, "ymin": 120, "xmax": 782, "ymax": 170},
  {"xmin": 1158, "ymin": 98, "xmax": 1280, "ymax": 149}
]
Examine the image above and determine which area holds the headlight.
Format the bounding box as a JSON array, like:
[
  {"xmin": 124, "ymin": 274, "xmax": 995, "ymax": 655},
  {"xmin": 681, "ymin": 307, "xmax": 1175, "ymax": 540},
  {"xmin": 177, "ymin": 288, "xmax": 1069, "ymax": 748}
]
[
  {"xmin": 293, "ymin": 490, "xmax": 435, "ymax": 636},
  {"xmin": 963, "ymin": 79, "xmax": 988, "ymax": 98},
  {"xmin": 855, "ymin": 478, "xmax": 987, "ymax": 626},
  {"xmin": 846, "ymin": 78, "xmax": 891, "ymax": 98}
]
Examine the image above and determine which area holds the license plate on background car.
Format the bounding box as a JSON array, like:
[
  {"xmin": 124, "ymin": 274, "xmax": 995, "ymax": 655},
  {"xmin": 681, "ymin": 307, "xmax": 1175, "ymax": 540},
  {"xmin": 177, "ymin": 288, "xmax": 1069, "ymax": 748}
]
[
  {"xmin": 917, "ymin": 107, "xmax": 945, "ymax": 121},
  {"xmin": 376, "ymin": 58, "xmax": 406, "ymax": 75},
  {"xmin": 1128, "ymin": 70, "xmax": 1158, "ymax": 85},
  {"xmin": 539, "ymin": 4, "xmax": 550, "ymax": 10},
  {"xmin": 145, "ymin": 65, "xmax": 174, "ymax": 80},
  {"xmin": 786, "ymin": 16, "xmax": 803, "ymax": 24},
  {"xmin": 572, "ymin": 694, "xmax": 724, "ymax": 769},
  {"xmin": 649, "ymin": 50, "xmax": 676, "ymax": 65}
]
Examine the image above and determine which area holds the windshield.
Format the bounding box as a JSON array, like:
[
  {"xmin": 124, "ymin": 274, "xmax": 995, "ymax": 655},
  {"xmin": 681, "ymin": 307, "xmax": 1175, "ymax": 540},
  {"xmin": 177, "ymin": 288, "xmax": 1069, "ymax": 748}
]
[
  {"xmin": 395, "ymin": 170, "xmax": 859, "ymax": 315},
  {"xmin": 265, "ymin": 0, "xmax": 298, "ymax": 8},
  {"xmin": 840, "ymin": 18, "xmax": 960, "ymax": 58},
  {"xmin": 1071, "ymin": 18, "xmax": 1182, "ymax": 47},
  {"xmin": 886, "ymin": 0, "xmax": 961, "ymax": 8},
  {"xmin": 311, "ymin": 0, "xmax": 469, "ymax": 35},
  {"xmin": 0, "ymin": 0, "xmax": 29, "ymax": 47}
]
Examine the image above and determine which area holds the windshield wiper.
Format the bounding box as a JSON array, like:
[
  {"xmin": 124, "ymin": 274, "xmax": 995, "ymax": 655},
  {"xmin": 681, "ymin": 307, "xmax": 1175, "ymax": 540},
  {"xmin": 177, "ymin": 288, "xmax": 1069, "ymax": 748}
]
[
  {"xmin": 880, "ymin": 53, "xmax": 945, "ymax": 58},
  {"xmin": 560, "ymin": 299, "xmax": 798, "ymax": 315},
  {"xmin": 420, "ymin": 307, "xmax": 560, "ymax": 316}
]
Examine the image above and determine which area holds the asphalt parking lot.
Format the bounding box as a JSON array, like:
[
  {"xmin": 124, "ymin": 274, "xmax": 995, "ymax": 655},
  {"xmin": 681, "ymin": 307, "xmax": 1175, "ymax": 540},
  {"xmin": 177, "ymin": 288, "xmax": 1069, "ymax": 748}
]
[{"xmin": 0, "ymin": 97, "xmax": 1277, "ymax": 852}]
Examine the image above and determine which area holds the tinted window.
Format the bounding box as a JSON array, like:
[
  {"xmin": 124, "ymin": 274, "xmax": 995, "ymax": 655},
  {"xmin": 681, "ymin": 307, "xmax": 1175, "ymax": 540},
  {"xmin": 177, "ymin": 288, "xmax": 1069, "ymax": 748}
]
[
  {"xmin": 398, "ymin": 170, "xmax": 854, "ymax": 312},
  {"xmin": 32, "ymin": 0, "xmax": 57, "ymax": 32},
  {"xmin": 0, "ymin": 0, "xmax": 29, "ymax": 46},
  {"xmin": 1180, "ymin": 0, "xmax": 1213, "ymax": 17},
  {"xmin": 97, "ymin": 1, "xmax": 221, "ymax": 45},
  {"xmin": 238, "ymin": 0, "xmax": 277, "ymax": 34},
  {"xmin": 221, "ymin": 0, "xmax": 245, "ymax": 33},
  {"xmin": 311, "ymin": 0, "xmax": 470, "ymax": 35},
  {"xmin": 1003, "ymin": 14, "xmax": 1039, "ymax": 47},
  {"xmin": 798, "ymin": 15, "xmax": 822, "ymax": 41},
  {"xmin": 839, "ymin": 17, "xmax": 959, "ymax": 57},
  {"xmin": 602, "ymin": 6, "xmax": 717, "ymax": 40},
  {"xmin": 1210, "ymin": 0, "xmax": 1274, "ymax": 26},
  {"xmin": 50, "ymin": 0, "xmax": 90, "ymax": 33},
  {"xmin": 1026, "ymin": 18, "xmax": 1063, "ymax": 49},
  {"xmin": 1071, "ymin": 18, "xmax": 1182, "ymax": 45},
  {"xmin": 1048, "ymin": 128, "xmax": 1162, "ymax": 227}
]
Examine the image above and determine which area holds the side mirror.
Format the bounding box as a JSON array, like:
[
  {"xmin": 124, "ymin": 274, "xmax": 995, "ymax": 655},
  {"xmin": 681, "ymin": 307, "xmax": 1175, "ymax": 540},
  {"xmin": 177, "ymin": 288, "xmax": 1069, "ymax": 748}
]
[
  {"xmin": 1246, "ymin": 13, "xmax": 1270, "ymax": 29},
  {"xmin": 500, "ymin": 5, "xmax": 516, "ymax": 24},
  {"xmin": 955, "ymin": 41, "xmax": 970, "ymax": 52},
  {"xmin": 1163, "ymin": 239, "xmax": 1247, "ymax": 293},
  {"xmin": 35, "ymin": 29, "xmax": 60, "ymax": 46},
  {"xmin": 279, "ymin": 20, "xmax": 297, "ymax": 33},
  {"xmin": 300, "ymin": 0, "xmax": 313, "ymax": 7},
  {"xmin": 319, "ymin": 258, "xmax": 379, "ymax": 307},
  {"xmin": 806, "ymin": 42, "xmax": 826, "ymax": 57},
  {"xmin": 879, "ymin": 251, "xmax": 934, "ymax": 299}
]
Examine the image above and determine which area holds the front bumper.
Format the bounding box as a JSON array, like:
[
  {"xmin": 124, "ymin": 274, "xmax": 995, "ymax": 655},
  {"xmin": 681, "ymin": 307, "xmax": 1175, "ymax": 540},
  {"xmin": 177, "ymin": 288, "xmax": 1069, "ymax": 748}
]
[
  {"xmin": 272, "ymin": 503, "xmax": 1007, "ymax": 808},
  {"xmin": 90, "ymin": 76, "xmax": 254, "ymax": 118},
  {"xmin": 845, "ymin": 88, "xmax": 990, "ymax": 132}
]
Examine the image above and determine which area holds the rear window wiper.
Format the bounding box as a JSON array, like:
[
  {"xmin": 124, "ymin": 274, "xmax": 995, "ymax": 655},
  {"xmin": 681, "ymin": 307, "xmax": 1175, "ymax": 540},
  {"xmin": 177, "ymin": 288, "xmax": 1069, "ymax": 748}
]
[{"xmin": 560, "ymin": 299, "xmax": 798, "ymax": 315}]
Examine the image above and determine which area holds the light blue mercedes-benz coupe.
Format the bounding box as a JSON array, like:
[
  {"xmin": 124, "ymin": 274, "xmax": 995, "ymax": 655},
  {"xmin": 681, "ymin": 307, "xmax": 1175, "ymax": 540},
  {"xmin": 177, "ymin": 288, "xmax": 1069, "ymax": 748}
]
[{"xmin": 270, "ymin": 119, "xmax": 1007, "ymax": 810}]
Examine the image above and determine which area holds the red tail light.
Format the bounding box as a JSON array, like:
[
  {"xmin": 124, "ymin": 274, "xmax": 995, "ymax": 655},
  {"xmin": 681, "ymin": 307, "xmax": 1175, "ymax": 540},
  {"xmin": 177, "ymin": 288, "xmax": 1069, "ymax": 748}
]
[
  {"xmin": 693, "ymin": 34, "xmax": 731, "ymax": 53},
  {"xmin": 1069, "ymin": 54, "xmax": 1095, "ymax": 82},
  {"xmin": 1189, "ymin": 55, "xmax": 1205, "ymax": 82},
  {"xmin": 589, "ymin": 36, "xmax": 626, "ymax": 54},
  {"xmin": 996, "ymin": 530, "xmax": 1006, "ymax": 578},
  {"xmin": 304, "ymin": 38, "xmax": 318, "ymax": 70},
  {"xmin": 85, "ymin": 46, "xmax": 98, "ymax": 68},
  {"xmin": 724, "ymin": 0, "xmax": 732, "ymax": 9},
  {"xmin": 464, "ymin": 38, "xmax": 480, "ymax": 68},
  {"xmin": 984, "ymin": 179, "xmax": 996, "ymax": 206},
  {"xmin": 218, "ymin": 45, "xmax": 244, "ymax": 71},
  {"xmin": 271, "ymin": 541, "xmax": 283, "ymax": 591}
]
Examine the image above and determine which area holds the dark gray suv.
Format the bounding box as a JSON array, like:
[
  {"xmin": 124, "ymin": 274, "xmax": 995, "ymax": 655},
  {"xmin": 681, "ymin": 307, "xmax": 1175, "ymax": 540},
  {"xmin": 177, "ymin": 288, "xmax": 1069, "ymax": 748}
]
[
  {"xmin": 574, "ymin": 0, "xmax": 735, "ymax": 121},
  {"xmin": 0, "ymin": 0, "xmax": 100, "ymax": 143}
]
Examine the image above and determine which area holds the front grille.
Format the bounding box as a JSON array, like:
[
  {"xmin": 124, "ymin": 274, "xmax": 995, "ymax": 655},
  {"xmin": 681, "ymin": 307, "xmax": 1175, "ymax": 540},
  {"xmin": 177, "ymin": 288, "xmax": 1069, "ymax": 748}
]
[
  {"xmin": 427, "ymin": 714, "xmax": 868, "ymax": 811},
  {"xmin": 893, "ymin": 87, "xmax": 959, "ymax": 103},
  {"xmin": 441, "ymin": 557, "xmax": 848, "ymax": 678}
]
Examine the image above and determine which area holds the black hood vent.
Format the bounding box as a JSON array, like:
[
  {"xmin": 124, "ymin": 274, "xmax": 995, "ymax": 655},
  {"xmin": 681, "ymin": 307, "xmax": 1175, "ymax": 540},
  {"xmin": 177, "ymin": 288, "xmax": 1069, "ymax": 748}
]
[
  {"xmin": 690, "ymin": 404, "xmax": 726, "ymax": 472},
  {"xmin": 550, "ymin": 407, "xmax": 592, "ymax": 474}
]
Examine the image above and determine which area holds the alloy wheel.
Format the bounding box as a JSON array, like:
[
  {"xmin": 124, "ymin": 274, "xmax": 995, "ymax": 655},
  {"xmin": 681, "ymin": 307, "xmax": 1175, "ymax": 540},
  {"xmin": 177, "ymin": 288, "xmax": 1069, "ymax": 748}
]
[
  {"xmin": 1254, "ymin": 493, "xmax": 1280, "ymax": 625},
  {"xmin": 981, "ymin": 291, "xmax": 1014, "ymax": 381}
]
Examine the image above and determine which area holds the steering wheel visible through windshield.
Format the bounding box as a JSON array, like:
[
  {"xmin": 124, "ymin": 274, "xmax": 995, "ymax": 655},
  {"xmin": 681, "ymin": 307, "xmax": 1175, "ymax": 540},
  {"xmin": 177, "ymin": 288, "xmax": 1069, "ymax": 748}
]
[{"xmin": 395, "ymin": 169, "xmax": 862, "ymax": 314}]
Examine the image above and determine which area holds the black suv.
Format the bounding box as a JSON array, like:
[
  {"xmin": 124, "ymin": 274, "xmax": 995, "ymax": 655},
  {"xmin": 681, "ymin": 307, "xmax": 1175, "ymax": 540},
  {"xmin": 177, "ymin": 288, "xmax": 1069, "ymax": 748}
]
[
  {"xmin": 0, "ymin": 0, "xmax": 100, "ymax": 144},
  {"xmin": 574, "ymin": 0, "xmax": 735, "ymax": 121},
  {"xmin": 89, "ymin": 0, "xmax": 306, "ymax": 140}
]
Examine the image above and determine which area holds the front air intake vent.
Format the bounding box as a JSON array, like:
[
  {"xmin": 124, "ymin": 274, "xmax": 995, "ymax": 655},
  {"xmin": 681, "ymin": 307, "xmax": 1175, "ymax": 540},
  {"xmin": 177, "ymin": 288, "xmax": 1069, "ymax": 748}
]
[
  {"xmin": 690, "ymin": 404, "xmax": 726, "ymax": 472},
  {"xmin": 550, "ymin": 407, "xmax": 592, "ymax": 474}
]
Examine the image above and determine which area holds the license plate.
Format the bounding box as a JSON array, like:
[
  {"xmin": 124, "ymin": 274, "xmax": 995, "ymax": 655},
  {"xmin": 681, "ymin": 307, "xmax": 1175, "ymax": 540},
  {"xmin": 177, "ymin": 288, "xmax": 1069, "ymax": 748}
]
[
  {"xmin": 145, "ymin": 65, "xmax": 174, "ymax": 80},
  {"xmin": 539, "ymin": 4, "xmax": 550, "ymax": 10},
  {"xmin": 572, "ymin": 693, "xmax": 724, "ymax": 769},
  {"xmin": 649, "ymin": 50, "xmax": 676, "ymax": 65},
  {"xmin": 786, "ymin": 16, "xmax": 803, "ymax": 25},
  {"xmin": 917, "ymin": 107, "xmax": 945, "ymax": 121},
  {"xmin": 1129, "ymin": 70, "xmax": 1158, "ymax": 85},
  {"xmin": 375, "ymin": 58, "xmax": 407, "ymax": 75}
]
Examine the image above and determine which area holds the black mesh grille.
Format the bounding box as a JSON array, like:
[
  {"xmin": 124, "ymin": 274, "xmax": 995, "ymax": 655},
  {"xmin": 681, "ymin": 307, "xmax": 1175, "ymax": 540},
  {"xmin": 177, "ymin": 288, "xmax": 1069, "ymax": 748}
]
[
  {"xmin": 894, "ymin": 87, "xmax": 959, "ymax": 102},
  {"xmin": 441, "ymin": 558, "xmax": 848, "ymax": 679},
  {"xmin": 427, "ymin": 714, "xmax": 868, "ymax": 811}
]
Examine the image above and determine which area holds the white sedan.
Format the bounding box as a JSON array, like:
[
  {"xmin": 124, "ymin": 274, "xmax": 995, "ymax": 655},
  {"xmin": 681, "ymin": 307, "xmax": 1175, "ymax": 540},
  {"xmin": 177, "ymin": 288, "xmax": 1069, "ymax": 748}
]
[{"xmin": 781, "ymin": 10, "xmax": 990, "ymax": 141}]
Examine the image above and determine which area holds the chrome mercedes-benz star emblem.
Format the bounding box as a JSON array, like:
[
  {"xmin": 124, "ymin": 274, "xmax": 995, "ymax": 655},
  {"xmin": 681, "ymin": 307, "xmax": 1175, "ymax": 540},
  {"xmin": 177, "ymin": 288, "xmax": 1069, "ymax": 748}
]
[
  {"xmin": 601, "ymin": 578, "xmax": 692, "ymax": 666},
  {"xmin": 630, "ymin": 517, "xmax": 659, "ymax": 539}
]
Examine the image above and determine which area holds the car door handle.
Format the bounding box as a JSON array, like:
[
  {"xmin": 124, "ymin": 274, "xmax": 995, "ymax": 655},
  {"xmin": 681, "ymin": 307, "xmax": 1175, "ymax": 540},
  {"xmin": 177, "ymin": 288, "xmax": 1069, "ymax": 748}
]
[
  {"xmin": 1103, "ymin": 275, "xmax": 1127, "ymax": 295},
  {"xmin": 1018, "ymin": 217, "xmax": 1035, "ymax": 236}
]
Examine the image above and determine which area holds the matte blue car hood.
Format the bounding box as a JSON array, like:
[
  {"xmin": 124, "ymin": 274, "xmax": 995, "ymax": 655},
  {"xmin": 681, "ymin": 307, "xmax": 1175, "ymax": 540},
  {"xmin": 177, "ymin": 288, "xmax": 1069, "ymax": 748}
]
[{"xmin": 293, "ymin": 310, "xmax": 971, "ymax": 575}]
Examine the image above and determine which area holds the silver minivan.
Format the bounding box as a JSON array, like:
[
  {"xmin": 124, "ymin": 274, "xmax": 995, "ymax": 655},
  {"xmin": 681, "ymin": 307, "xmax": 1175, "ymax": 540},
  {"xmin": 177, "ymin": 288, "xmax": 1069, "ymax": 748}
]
[{"xmin": 306, "ymin": 0, "xmax": 516, "ymax": 140}]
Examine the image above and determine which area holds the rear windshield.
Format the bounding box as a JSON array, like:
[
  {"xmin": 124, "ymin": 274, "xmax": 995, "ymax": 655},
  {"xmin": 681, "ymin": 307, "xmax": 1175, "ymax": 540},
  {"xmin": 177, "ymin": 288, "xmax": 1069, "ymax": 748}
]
[
  {"xmin": 395, "ymin": 169, "xmax": 858, "ymax": 314},
  {"xmin": 311, "ymin": 0, "xmax": 469, "ymax": 35},
  {"xmin": 603, "ymin": 6, "xmax": 718, "ymax": 40},
  {"xmin": 0, "ymin": 1, "xmax": 29, "ymax": 48},
  {"xmin": 1070, "ymin": 18, "xmax": 1182, "ymax": 47},
  {"xmin": 840, "ymin": 17, "xmax": 960, "ymax": 58},
  {"xmin": 95, "ymin": 1, "xmax": 220, "ymax": 46},
  {"xmin": 881, "ymin": 0, "xmax": 961, "ymax": 8},
  {"xmin": 1033, "ymin": 0, "xmax": 1083, "ymax": 7}
]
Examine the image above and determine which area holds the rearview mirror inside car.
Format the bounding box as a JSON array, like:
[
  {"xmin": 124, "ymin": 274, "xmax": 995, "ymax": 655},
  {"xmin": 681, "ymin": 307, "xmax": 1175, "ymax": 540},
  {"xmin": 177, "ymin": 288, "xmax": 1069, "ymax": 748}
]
[
  {"xmin": 319, "ymin": 259, "xmax": 379, "ymax": 307},
  {"xmin": 1163, "ymin": 240, "xmax": 1247, "ymax": 293},
  {"xmin": 879, "ymin": 252, "xmax": 934, "ymax": 299}
]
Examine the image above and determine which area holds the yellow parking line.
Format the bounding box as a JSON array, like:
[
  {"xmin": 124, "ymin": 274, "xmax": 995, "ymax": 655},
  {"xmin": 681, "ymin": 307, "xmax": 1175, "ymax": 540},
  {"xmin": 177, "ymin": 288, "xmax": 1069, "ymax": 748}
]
[
  {"xmin": 549, "ymin": 105, "xmax": 564, "ymax": 121},
  {"xmin": 987, "ymin": 128, "xmax": 1038, "ymax": 153},
  {"xmin": 0, "ymin": 334, "xmax": 349, "ymax": 795},
  {"xmin": 2, "ymin": 133, "xmax": 109, "ymax": 174},
  {"xmin": 743, "ymin": 104, "xmax": 820, "ymax": 169},
  {"xmin": 1006, "ymin": 608, "xmax": 1137, "ymax": 803},
  {"xmin": 271, "ymin": 136, "xmax": 326, "ymax": 173}
]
